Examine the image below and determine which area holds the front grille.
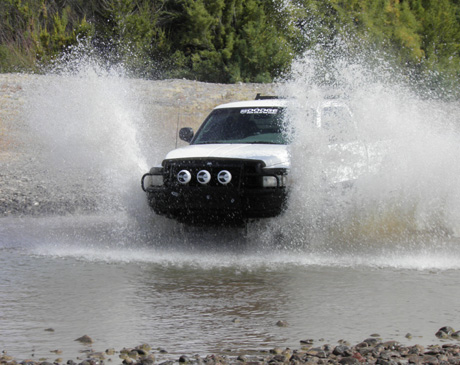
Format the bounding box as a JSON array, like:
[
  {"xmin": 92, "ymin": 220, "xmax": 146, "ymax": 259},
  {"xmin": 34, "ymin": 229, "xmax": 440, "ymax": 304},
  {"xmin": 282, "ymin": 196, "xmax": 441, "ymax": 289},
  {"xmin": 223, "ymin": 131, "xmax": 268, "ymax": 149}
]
[{"xmin": 163, "ymin": 159, "xmax": 264, "ymax": 189}]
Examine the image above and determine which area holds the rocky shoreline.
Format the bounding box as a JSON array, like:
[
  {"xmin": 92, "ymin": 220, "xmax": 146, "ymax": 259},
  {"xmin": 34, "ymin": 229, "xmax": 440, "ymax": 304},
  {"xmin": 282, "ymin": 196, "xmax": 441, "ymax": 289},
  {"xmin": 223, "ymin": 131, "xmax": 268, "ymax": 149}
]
[{"xmin": 2, "ymin": 328, "xmax": 460, "ymax": 365}]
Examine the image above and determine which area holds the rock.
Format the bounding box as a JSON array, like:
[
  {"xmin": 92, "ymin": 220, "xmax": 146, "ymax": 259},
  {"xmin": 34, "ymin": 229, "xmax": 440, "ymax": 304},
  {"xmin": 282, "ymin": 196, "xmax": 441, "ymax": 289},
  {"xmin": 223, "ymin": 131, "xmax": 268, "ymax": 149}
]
[
  {"xmin": 382, "ymin": 341, "xmax": 401, "ymax": 350},
  {"xmin": 179, "ymin": 355, "xmax": 190, "ymax": 363},
  {"xmin": 421, "ymin": 354, "xmax": 439, "ymax": 364},
  {"xmin": 236, "ymin": 355, "xmax": 247, "ymax": 362},
  {"xmin": 269, "ymin": 348, "xmax": 283, "ymax": 355},
  {"xmin": 270, "ymin": 354, "xmax": 286, "ymax": 362},
  {"xmin": 139, "ymin": 354, "xmax": 155, "ymax": 364},
  {"xmin": 300, "ymin": 339, "xmax": 314, "ymax": 345},
  {"xmin": 75, "ymin": 335, "xmax": 93, "ymax": 344},
  {"xmin": 332, "ymin": 345, "xmax": 351, "ymax": 357},
  {"xmin": 436, "ymin": 330, "xmax": 449, "ymax": 339},
  {"xmin": 363, "ymin": 338, "xmax": 381, "ymax": 346},
  {"xmin": 438, "ymin": 326, "xmax": 455, "ymax": 335},
  {"xmin": 136, "ymin": 344, "xmax": 151, "ymax": 352},
  {"xmin": 338, "ymin": 357, "xmax": 360, "ymax": 364},
  {"xmin": 276, "ymin": 320, "xmax": 289, "ymax": 327},
  {"xmin": 305, "ymin": 348, "xmax": 328, "ymax": 358}
]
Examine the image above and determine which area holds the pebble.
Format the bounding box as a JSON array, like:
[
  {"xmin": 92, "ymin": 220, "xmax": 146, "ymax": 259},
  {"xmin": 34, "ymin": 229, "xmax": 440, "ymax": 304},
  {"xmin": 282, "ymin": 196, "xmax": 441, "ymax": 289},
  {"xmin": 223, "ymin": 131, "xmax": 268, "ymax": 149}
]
[{"xmin": 275, "ymin": 320, "xmax": 289, "ymax": 327}]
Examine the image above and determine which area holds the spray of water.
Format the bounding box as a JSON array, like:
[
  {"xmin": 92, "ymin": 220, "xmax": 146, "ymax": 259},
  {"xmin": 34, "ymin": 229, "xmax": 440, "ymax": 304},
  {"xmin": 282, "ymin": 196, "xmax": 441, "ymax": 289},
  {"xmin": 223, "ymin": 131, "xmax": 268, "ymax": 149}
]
[
  {"xmin": 24, "ymin": 43, "xmax": 152, "ymax": 214},
  {"xmin": 16, "ymin": 37, "xmax": 460, "ymax": 269},
  {"xmin": 263, "ymin": 35, "xmax": 460, "ymax": 256}
]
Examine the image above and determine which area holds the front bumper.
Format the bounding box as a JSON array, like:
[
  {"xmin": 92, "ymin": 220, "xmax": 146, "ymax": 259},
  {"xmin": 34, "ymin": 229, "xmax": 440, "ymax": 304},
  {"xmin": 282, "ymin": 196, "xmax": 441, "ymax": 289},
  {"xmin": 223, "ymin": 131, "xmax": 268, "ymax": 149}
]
[{"xmin": 145, "ymin": 184, "xmax": 287, "ymax": 224}]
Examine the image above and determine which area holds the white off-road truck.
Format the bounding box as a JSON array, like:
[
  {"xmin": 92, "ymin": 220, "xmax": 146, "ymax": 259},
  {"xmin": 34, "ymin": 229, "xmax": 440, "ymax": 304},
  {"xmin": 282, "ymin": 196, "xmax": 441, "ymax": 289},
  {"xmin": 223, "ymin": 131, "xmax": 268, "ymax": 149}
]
[{"xmin": 141, "ymin": 94, "xmax": 363, "ymax": 225}]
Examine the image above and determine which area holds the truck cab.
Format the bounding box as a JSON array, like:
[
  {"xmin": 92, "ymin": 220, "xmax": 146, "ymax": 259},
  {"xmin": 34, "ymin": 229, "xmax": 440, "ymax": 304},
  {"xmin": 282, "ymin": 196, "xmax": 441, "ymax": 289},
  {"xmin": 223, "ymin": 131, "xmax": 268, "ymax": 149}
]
[{"xmin": 141, "ymin": 95, "xmax": 363, "ymax": 225}]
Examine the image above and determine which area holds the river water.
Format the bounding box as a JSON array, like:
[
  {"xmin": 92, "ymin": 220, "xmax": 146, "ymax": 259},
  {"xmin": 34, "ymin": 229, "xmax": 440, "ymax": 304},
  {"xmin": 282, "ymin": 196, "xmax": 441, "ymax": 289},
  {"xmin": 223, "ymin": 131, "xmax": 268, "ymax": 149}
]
[
  {"xmin": 2, "ymin": 46, "xmax": 460, "ymax": 362},
  {"xmin": 2, "ymin": 214, "xmax": 460, "ymax": 362}
]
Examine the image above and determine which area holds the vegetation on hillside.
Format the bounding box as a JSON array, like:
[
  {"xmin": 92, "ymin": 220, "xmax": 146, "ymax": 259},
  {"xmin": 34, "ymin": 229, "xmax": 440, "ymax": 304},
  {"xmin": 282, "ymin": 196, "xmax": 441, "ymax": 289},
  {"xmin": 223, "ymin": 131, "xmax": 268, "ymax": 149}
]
[{"xmin": 1, "ymin": 0, "xmax": 460, "ymax": 90}]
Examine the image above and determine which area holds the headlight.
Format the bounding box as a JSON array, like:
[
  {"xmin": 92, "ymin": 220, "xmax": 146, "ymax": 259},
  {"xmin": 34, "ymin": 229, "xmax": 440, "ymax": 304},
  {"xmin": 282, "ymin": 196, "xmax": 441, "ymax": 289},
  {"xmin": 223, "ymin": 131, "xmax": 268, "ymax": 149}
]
[
  {"xmin": 177, "ymin": 170, "xmax": 192, "ymax": 184},
  {"xmin": 197, "ymin": 170, "xmax": 211, "ymax": 184},
  {"xmin": 217, "ymin": 170, "xmax": 232, "ymax": 185}
]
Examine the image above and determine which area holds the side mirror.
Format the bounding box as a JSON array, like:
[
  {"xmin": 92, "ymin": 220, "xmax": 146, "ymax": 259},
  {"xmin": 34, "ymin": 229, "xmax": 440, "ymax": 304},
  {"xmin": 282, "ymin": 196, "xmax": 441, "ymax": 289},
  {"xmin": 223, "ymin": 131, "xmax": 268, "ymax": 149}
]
[{"xmin": 179, "ymin": 127, "xmax": 194, "ymax": 142}]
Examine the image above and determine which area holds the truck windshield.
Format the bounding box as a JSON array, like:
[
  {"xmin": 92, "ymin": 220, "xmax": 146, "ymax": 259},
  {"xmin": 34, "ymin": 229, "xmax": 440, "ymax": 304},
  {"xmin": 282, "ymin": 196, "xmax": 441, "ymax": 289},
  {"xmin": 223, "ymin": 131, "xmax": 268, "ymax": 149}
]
[{"xmin": 192, "ymin": 107, "xmax": 288, "ymax": 145}]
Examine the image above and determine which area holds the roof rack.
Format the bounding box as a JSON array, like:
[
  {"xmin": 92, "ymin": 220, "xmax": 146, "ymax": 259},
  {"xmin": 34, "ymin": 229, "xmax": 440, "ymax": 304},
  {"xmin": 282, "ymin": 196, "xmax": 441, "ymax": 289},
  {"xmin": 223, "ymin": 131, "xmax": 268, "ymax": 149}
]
[{"xmin": 255, "ymin": 93, "xmax": 279, "ymax": 100}]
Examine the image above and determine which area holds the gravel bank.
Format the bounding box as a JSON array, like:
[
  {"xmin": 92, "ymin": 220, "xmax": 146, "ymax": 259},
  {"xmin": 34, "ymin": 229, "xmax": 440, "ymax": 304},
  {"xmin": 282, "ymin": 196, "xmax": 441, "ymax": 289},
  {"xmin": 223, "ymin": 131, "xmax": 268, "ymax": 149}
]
[{"xmin": 2, "ymin": 329, "xmax": 460, "ymax": 365}]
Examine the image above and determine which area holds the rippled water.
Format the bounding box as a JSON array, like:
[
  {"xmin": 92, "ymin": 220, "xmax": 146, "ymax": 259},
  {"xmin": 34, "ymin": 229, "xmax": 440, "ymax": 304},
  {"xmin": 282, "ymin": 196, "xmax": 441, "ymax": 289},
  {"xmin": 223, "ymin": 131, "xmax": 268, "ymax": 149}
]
[
  {"xmin": 2, "ymin": 214, "xmax": 460, "ymax": 362},
  {"xmin": 3, "ymin": 41, "xmax": 460, "ymax": 362}
]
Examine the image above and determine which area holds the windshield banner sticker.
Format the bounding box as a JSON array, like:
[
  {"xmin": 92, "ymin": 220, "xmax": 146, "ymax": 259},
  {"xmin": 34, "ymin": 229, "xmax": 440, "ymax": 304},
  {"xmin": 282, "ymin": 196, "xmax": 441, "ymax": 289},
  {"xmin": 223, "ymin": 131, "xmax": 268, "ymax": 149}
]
[{"xmin": 240, "ymin": 108, "xmax": 278, "ymax": 115}]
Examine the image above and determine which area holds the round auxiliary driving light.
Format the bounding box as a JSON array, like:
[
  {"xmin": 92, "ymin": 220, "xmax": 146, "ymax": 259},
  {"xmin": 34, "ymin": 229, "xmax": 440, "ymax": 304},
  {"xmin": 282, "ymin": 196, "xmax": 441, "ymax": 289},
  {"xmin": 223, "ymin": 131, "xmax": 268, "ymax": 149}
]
[
  {"xmin": 217, "ymin": 170, "xmax": 232, "ymax": 185},
  {"xmin": 177, "ymin": 170, "xmax": 192, "ymax": 184},
  {"xmin": 197, "ymin": 170, "xmax": 211, "ymax": 184}
]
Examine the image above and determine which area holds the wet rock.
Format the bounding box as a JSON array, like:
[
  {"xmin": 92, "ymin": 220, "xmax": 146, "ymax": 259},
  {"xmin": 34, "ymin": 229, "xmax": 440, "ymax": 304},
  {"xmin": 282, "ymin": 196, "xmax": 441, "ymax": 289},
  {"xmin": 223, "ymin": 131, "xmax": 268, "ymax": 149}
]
[
  {"xmin": 269, "ymin": 354, "xmax": 286, "ymax": 363},
  {"xmin": 300, "ymin": 339, "xmax": 314, "ymax": 345},
  {"xmin": 276, "ymin": 320, "xmax": 288, "ymax": 327},
  {"xmin": 138, "ymin": 354, "xmax": 155, "ymax": 364},
  {"xmin": 421, "ymin": 354, "xmax": 439, "ymax": 364},
  {"xmin": 406, "ymin": 353, "xmax": 423, "ymax": 363},
  {"xmin": 269, "ymin": 348, "xmax": 283, "ymax": 355},
  {"xmin": 305, "ymin": 348, "xmax": 328, "ymax": 358},
  {"xmin": 363, "ymin": 338, "xmax": 381, "ymax": 346},
  {"xmin": 75, "ymin": 335, "xmax": 93, "ymax": 344},
  {"xmin": 409, "ymin": 344, "xmax": 425, "ymax": 354},
  {"xmin": 179, "ymin": 355, "xmax": 190, "ymax": 363},
  {"xmin": 439, "ymin": 326, "xmax": 455, "ymax": 335},
  {"xmin": 436, "ymin": 330, "xmax": 450, "ymax": 339},
  {"xmin": 332, "ymin": 345, "xmax": 351, "ymax": 357},
  {"xmin": 136, "ymin": 344, "xmax": 151, "ymax": 352},
  {"xmin": 236, "ymin": 355, "xmax": 247, "ymax": 362},
  {"xmin": 338, "ymin": 357, "xmax": 359, "ymax": 365}
]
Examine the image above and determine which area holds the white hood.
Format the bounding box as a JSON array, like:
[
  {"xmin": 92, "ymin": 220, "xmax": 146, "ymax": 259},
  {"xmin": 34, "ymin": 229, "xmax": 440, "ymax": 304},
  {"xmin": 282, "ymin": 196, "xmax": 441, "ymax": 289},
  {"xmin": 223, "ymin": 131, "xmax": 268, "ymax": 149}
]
[{"xmin": 165, "ymin": 144, "xmax": 290, "ymax": 168}]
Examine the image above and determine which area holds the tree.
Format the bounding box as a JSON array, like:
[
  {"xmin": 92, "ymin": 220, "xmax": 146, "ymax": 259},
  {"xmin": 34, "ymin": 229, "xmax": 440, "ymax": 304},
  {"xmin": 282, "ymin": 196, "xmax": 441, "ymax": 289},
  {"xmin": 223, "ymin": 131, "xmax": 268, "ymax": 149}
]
[{"xmin": 165, "ymin": 0, "xmax": 294, "ymax": 82}]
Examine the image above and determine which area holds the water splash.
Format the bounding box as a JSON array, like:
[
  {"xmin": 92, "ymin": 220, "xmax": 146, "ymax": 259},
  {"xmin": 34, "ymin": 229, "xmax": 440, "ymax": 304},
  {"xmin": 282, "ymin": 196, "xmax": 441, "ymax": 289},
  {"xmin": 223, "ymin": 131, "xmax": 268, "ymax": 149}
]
[
  {"xmin": 24, "ymin": 43, "xmax": 150, "ymax": 214},
  {"xmin": 271, "ymin": 36, "xmax": 460, "ymax": 251},
  {"xmin": 15, "ymin": 38, "xmax": 460, "ymax": 269}
]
